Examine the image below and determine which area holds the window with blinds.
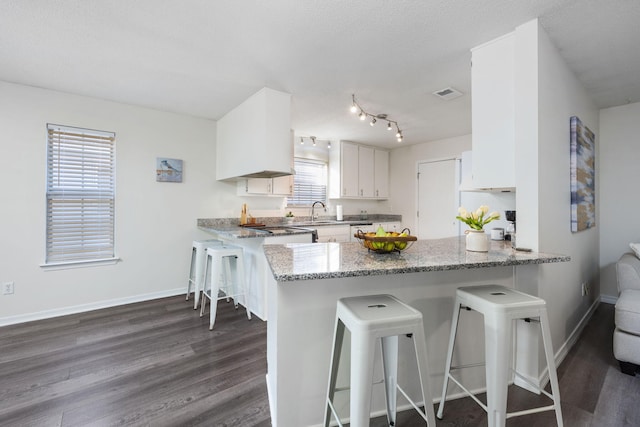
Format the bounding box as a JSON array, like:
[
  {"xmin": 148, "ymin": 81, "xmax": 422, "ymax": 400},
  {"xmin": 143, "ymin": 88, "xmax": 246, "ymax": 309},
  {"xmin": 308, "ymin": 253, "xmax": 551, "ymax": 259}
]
[
  {"xmin": 287, "ymin": 158, "xmax": 327, "ymax": 206},
  {"xmin": 45, "ymin": 124, "xmax": 116, "ymax": 265}
]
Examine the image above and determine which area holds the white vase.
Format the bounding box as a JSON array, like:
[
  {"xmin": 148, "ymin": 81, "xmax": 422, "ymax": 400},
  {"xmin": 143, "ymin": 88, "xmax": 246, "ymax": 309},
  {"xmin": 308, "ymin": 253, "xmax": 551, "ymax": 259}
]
[{"xmin": 465, "ymin": 229, "xmax": 489, "ymax": 252}]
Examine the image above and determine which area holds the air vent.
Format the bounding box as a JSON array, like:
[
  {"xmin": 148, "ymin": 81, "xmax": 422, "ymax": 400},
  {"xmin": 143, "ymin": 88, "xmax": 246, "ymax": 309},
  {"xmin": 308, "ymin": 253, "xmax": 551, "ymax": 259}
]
[{"xmin": 432, "ymin": 87, "xmax": 463, "ymax": 101}]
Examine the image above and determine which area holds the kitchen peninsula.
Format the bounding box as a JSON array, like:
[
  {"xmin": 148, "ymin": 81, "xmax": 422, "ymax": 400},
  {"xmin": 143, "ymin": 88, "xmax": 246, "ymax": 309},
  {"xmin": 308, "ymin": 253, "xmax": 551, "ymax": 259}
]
[
  {"xmin": 196, "ymin": 215, "xmax": 401, "ymax": 319},
  {"xmin": 262, "ymin": 237, "xmax": 569, "ymax": 427}
]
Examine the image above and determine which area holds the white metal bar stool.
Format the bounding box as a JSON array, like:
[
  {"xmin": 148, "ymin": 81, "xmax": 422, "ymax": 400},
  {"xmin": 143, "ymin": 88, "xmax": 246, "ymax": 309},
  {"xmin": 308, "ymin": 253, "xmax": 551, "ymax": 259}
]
[
  {"xmin": 437, "ymin": 285, "xmax": 563, "ymax": 427},
  {"xmin": 200, "ymin": 243, "xmax": 251, "ymax": 330},
  {"xmin": 186, "ymin": 239, "xmax": 223, "ymax": 309},
  {"xmin": 324, "ymin": 294, "xmax": 436, "ymax": 427}
]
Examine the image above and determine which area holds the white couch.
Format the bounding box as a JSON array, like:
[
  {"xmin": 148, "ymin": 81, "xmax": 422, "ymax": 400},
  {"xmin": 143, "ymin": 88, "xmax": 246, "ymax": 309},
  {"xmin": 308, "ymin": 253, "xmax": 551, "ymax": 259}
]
[{"xmin": 614, "ymin": 252, "xmax": 640, "ymax": 375}]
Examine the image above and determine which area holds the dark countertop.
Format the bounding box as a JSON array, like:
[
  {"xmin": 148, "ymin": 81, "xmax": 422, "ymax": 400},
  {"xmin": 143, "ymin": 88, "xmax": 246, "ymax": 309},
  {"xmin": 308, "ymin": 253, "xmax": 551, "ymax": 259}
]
[{"xmin": 262, "ymin": 237, "xmax": 571, "ymax": 281}]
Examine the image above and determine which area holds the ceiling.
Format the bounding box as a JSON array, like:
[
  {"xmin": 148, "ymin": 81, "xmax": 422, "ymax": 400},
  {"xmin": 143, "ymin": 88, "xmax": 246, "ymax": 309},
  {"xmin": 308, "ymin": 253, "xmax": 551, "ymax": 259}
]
[{"xmin": 1, "ymin": 0, "xmax": 639, "ymax": 148}]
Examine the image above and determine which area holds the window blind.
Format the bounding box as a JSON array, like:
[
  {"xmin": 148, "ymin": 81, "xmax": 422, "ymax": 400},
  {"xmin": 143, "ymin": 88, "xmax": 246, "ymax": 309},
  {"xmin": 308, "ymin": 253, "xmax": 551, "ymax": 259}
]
[
  {"xmin": 287, "ymin": 158, "xmax": 327, "ymax": 206},
  {"xmin": 46, "ymin": 124, "xmax": 116, "ymax": 264}
]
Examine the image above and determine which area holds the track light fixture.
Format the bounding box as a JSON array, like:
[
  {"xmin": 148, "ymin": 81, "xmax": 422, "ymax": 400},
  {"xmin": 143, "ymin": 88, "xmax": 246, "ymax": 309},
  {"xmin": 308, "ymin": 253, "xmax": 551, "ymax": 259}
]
[
  {"xmin": 299, "ymin": 136, "xmax": 331, "ymax": 149},
  {"xmin": 350, "ymin": 94, "xmax": 403, "ymax": 142}
]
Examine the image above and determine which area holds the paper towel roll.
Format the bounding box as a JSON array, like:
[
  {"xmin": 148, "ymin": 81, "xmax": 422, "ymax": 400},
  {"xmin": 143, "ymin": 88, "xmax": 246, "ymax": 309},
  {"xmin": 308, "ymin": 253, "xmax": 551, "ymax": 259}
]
[{"xmin": 336, "ymin": 205, "xmax": 343, "ymax": 221}]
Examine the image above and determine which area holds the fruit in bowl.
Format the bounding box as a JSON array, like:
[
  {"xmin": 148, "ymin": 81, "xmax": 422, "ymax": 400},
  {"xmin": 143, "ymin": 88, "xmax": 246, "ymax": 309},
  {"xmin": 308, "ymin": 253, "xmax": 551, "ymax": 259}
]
[{"xmin": 355, "ymin": 226, "xmax": 416, "ymax": 253}]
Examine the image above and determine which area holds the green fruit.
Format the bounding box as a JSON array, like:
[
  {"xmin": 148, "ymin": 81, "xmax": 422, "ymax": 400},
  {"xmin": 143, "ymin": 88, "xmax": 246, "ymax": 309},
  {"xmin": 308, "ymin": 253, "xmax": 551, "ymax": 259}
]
[
  {"xmin": 395, "ymin": 241, "xmax": 407, "ymax": 250},
  {"xmin": 376, "ymin": 225, "xmax": 386, "ymax": 237},
  {"xmin": 384, "ymin": 242, "xmax": 395, "ymax": 252}
]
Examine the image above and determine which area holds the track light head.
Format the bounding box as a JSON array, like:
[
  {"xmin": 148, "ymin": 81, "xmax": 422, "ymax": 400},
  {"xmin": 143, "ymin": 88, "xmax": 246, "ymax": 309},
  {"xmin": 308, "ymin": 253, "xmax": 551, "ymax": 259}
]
[
  {"xmin": 370, "ymin": 118, "xmax": 376, "ymax": 126},
  {"xmin": 359, "ymin": 111, "xmax": 366, "ymax": 120},
  {"xmin": 387, "ymin": 122, "xmax": 392, "ymax": 130}
]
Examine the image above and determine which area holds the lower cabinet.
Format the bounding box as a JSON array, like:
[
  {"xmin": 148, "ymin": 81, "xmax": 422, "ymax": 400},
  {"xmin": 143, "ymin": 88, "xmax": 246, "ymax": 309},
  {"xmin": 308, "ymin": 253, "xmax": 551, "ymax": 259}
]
[{"xmin": 316, "ymin": 225, "xmax": 351, "ymax": 243}]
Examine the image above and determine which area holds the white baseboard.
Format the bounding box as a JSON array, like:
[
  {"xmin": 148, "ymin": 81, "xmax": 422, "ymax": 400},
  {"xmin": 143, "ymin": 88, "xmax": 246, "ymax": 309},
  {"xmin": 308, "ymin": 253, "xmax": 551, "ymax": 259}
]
[
  {"xmin": 600, "ymin": 294, "xmax": 618, "ymax": 304},
  {"xmin": 536, "ymin": 297, "xmax": 600, "ymax": 387},
  {"xmin": 0, "ymin": 288, "xmax": 185, "ymax": 327}
]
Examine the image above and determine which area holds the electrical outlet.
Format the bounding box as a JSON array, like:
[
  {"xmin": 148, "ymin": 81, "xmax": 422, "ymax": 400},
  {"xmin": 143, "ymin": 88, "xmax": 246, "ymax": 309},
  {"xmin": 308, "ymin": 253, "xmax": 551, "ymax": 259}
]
[
  {"xmin": 581, "ymin": 282, "xmax": 589, "ymax": 296},
  {"xmin": 3, "ymin": 282, "xmax": 14, "ymax": 295}
]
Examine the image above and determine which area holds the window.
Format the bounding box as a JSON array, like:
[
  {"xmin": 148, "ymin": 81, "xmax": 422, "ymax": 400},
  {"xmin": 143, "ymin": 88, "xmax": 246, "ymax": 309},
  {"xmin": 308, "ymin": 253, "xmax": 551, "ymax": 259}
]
[
  {"xmin": 45, "ymin": 124, "xmax": 116, "ymax": 266},
  {"xmin": 287, "ymin": 158, "xmax": 327, "ymax": 206}
]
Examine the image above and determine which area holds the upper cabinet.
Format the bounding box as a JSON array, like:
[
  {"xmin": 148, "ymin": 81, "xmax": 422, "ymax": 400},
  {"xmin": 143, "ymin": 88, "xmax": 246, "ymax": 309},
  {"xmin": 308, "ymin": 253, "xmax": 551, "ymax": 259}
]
[
  {"xmin": 216, "ymin": 87, "xmax": 293, "ymax": 181},
  {"xmin": 471, "ymin": 33, "xmax": 516, "ymax": 190},
  {"xmin": 237, "ymin": 175, "xmax": 293, "ymax": 196},
  {"xmin": 374, "ymin": 149, "xmax": 389, "ymax": 198},
  {"xmin": 329, "ymin": 141, "xmax": 389, "ymax": 200}
]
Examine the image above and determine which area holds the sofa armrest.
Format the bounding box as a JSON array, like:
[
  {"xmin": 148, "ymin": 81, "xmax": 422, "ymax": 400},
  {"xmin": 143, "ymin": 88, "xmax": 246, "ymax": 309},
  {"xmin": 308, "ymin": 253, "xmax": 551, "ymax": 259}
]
[{"xmin": 617, "ymin": 253, "xmax": 640, "ymax": 293}]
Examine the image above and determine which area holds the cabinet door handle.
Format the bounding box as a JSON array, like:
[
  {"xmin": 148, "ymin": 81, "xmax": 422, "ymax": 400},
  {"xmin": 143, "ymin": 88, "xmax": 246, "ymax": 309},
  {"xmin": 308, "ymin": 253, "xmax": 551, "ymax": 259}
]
[{"xmin": 360, "ymin": 189, "xmax": 363, "ymax": 196}]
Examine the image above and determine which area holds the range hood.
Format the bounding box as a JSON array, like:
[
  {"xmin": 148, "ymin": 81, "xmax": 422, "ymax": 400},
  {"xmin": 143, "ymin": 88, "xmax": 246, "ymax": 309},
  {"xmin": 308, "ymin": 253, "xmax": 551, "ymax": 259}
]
[
  {"xmin": 239, "ymin": 169, "xmax": 294, "ymax": 179},
  {"xmin": 216, "ymin": 88, "xmax": 293, "ymax": 181}
]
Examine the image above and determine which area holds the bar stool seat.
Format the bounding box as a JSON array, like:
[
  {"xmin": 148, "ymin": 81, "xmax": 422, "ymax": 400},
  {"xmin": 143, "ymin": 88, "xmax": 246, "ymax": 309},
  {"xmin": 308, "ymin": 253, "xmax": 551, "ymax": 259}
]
[
  {"xmin": 324, "ymin": 294, "xmax": 436, "ymax": 427},
  {"xmin": 437, "ymin": 284, "xmax": 563, "ymax": 427},
  {"xmin": 200, "ymin": 243, "xmax": 251, "ymax": 330},
  {"xmin": 186, "ymin": 239, "xmax": 222, "ymax": 309}
]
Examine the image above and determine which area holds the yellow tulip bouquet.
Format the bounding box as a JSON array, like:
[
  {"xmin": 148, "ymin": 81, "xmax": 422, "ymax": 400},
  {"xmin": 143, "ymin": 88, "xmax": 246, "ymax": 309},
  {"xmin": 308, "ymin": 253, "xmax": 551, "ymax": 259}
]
[{"xmin": 456, "ymin": 205, "xmax": 500, "ymax": 230}]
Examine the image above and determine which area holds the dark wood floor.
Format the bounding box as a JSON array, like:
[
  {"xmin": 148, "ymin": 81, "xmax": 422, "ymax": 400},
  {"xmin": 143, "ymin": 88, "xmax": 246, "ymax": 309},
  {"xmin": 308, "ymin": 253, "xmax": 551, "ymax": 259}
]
[{"xmin": 0, "ymin": 297, "xmax": 637, "ymax": 426}]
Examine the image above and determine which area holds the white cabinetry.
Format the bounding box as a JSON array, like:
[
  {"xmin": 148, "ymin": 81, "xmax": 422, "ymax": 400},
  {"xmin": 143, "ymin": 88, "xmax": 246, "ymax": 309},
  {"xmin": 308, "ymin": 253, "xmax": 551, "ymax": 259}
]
[
  {"xmin": 471, "ymin": 33, "xmax": 516, "ymax": 190},
  {"xmin": 358, "ymin": 145, "xmax": 374, "ymax": 197},
  {"xmin": 329, "ymin": 141, "xmax": 389, "ymax": 200},
  {"xmin": 238, "ymin": 175, "xmax": 293, "ymax": 196},
  {"xmin": 374, "ymin": 149, "xmax": 389, "ymax": 198},
  {"xmin": 340, "ymin": 142, "xmax": 359, "ymax": 197},
  {"xmin": 316, "ymin": 225, "xmax": 350, "ymax": 243}
]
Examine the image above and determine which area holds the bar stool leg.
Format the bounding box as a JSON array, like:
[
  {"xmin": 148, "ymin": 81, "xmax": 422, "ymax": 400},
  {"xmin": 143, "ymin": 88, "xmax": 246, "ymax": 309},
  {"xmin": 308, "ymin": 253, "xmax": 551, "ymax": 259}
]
[
  {"xmin": 350, "ymin": 333, "xmax": 377, "ymax": 427},
  {"xmin": 540, "ymin": 308, "xmax": 564, "ymax": 427},
  {"xmin": 208, "ymin": 254, "xmax": 223, "ymax": 330},
  {"xmin": 324, "ymin": 318, "xmax": 345, "ymax": 427},
  {"xmin": 437, "ymin": 299, "xmax": 462, "ymax": 419},
  {"xmin": 234, "ymin": 253, "xmax": 251, "ymax": 320},
  {"xmin": 412, "ymin": 322, "xmax": 437, "ymax": 426},
  {"xmin": 381, "ymin": 335, "xmax": 399, "ymax": 426},
  {"xmin": 187, "ymin": 246, "xmax": 196, "ymax": 301},
  {"xmin": 485, "ymin": 314, "xmax": 511, "ymax": 427},
  {"xmin": 199, "ymin": 253, "xmax": 211, "ymax": 318}
]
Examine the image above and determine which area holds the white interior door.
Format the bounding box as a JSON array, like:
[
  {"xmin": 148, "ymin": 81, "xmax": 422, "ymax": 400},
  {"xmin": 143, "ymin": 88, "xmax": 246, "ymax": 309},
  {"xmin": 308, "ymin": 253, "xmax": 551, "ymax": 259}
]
[{"xmin": 417, "ymin": 158, "xmax": 460, "ymax": 239}]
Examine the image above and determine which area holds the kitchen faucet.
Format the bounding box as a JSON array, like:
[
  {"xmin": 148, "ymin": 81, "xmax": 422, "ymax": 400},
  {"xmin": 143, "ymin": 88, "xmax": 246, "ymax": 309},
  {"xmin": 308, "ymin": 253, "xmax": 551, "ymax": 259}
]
[{"xmin": 311, "ymin": 201, "xmax": 325, "ymax": 221}]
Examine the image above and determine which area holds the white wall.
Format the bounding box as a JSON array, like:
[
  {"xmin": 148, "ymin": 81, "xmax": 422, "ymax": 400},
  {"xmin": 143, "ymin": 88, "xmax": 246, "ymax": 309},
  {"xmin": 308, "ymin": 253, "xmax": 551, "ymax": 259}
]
[
  {"xmin": 515, "ymin": 20, "xmax": 600, "ymax": 366},
  {"xmin": 599, "ymin": 102, "xmax": 640, "ymax": 299},
  {"xmin": 0, "ymin": 81, "xmax": 243, "ymax": 324},
  {"xmin": 389, "ymin": 134, "xmax": 471, "ymax": 232}
]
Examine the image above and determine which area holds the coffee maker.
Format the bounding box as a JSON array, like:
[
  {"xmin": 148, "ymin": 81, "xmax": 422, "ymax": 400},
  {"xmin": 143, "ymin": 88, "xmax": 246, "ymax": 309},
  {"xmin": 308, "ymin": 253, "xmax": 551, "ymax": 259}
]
[{"xmin": 505, "ymin": 210, "xmax": 516, "ymax": 247}]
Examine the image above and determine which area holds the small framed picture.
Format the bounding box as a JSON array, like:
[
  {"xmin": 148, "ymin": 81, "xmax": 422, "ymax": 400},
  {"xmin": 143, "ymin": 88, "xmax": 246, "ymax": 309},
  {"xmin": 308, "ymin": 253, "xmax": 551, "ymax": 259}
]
[{"xmin": 156, "ymin": 158, "xmax": 183, "ymax": 182}]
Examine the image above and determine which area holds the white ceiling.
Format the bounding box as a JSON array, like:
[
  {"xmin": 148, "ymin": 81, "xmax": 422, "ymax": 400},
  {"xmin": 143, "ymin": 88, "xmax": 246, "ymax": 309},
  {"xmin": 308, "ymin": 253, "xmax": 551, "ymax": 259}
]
[{"xmin": 1, "ymin": 0, "xmax": 639, "ymax": 148}]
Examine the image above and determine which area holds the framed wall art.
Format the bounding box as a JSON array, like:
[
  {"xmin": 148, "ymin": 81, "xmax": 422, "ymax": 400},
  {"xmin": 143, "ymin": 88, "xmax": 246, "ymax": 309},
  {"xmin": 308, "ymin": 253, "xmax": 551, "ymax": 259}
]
[
  {"xmin": 570, "ymin": 116, "xmax": 595, "ymax": 232},
  {"xmin": 156, "ymin": 157, "xmax": 183, "ymax": 183}
]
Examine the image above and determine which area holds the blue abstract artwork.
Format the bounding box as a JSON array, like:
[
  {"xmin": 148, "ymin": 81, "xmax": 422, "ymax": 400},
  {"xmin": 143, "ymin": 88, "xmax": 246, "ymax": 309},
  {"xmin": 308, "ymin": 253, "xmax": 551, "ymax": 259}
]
[{"xmin": 570, "ymin": 116, "xmax": 595, "ymax": 232}]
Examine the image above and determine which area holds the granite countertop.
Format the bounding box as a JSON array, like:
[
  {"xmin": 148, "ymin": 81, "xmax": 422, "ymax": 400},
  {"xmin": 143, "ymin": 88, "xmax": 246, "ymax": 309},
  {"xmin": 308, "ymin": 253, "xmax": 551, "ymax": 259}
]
[
  {"xmin": 198, "ymin": 225, "xmax": 315, "ymax": 239},
  {"xmin": 263, "ymin": 237, "xmax": 571, "ymax": 281},
  {"xmin": 197, "ymin": 216, "xmax": 402, "ymax": 239}
]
